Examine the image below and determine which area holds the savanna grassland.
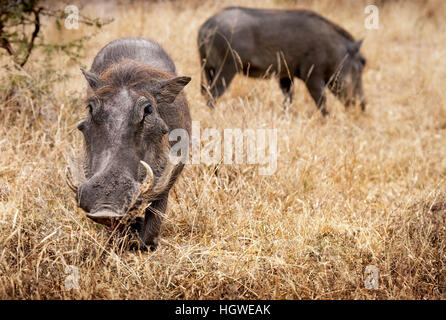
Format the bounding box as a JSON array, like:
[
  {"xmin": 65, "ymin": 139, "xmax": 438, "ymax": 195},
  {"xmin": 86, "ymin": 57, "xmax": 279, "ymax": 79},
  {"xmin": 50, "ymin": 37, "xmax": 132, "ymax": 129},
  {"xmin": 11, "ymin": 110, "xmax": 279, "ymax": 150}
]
[{"xmin": 0, "ymin": 0, "xmax": 445, "ymax": 299}]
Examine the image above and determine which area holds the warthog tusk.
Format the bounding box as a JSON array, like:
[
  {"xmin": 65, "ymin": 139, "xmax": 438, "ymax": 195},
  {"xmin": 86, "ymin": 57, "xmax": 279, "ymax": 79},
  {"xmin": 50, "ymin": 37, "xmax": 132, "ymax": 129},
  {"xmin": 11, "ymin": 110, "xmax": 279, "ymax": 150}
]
[
  {"xmin": 65, "ymin": 166, "xmax": 78, "ymax": 193},
  {"xmin": 140, "ymin": 160, "xmax": 154, "ymax": 194}
]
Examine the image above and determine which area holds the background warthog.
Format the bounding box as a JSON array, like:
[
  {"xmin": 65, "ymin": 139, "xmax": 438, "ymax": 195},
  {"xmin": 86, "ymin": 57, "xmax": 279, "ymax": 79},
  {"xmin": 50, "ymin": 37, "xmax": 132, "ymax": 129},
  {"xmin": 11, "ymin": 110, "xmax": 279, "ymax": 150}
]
[
  {"xmin": 198, "ymin": 7, "xmax": 367, "ymax": 115},
  {"xmin": 67, "ymin": 38, "xmax": 191, "ymax": 250}
]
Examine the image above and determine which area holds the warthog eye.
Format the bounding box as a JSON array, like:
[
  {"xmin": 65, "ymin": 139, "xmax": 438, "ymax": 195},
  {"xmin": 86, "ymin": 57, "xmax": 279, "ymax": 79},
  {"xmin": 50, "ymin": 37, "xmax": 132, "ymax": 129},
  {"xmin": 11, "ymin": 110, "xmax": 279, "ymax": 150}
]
[
  {"xmin": 143, "ymin": 104, "xmax": 152, "ymax": 117},
  {"xmin": 359, "ymin": 56, "xmax": 366, "ymax": 67},
  {"xmin": 86, "ymin": 104, "xmax": 93, "ymax": 114}
]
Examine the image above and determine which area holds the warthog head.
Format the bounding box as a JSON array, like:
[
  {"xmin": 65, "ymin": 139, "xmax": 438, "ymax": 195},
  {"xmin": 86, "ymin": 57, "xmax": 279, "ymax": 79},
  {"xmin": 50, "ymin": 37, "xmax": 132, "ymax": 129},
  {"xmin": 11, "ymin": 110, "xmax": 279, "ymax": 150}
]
[
  {"xmin": 66, "ymin": 60, "xmax": 190, "ymax": 226},
  {"xmin": 330, "ymin": 39, "xmax": 367, "ymax": 110}
]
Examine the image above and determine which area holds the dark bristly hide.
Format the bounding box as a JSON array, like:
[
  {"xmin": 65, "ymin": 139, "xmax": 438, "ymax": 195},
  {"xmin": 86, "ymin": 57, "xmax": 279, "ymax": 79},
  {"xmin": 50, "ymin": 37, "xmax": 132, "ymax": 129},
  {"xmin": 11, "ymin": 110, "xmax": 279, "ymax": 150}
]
[
  {"xmin": 198, "ymin": 7, "xmax": 367, "ymax": 115},
  {"xmin": 72, "ymin": 38, "xmax": 191, "ymax": 251}
]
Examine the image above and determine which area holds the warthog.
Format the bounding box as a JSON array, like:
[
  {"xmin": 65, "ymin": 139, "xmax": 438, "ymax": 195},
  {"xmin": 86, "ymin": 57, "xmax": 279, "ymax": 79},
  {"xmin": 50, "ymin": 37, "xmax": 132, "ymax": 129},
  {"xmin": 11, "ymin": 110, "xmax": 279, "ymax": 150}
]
[
  {"xmin": 198, "ymin": 7, "xmax": 367, "ymax": 115},
  {"xmin": 66, "ymin": 38, "xmax": 191, "ymax": 250}
]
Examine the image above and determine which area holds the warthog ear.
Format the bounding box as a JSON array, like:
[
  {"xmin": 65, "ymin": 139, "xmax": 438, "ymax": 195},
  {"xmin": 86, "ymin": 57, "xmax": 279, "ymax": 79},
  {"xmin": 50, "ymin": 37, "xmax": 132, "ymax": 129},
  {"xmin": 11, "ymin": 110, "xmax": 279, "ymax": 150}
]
[
  {"xmin": 80, "ymin": 67, "xmax": 103, "ymax": 90},
  {"xmin": 348, "ymin": 39, "xmax": 364, "ymax": 56},
  {"xmin": 155, "ymin": 76, "xmax": 191, "ymax": 104}
]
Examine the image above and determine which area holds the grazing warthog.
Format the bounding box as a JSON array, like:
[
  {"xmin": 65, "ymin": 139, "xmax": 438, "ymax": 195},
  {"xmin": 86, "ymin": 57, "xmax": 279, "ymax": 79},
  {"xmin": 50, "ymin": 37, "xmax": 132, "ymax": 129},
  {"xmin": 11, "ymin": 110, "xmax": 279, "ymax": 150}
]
[
  {"xmin": 198, "ymin": 7, "xmax": 367, "ymax": 115},
  {"xmin": 66, "ymin": 38, "xmax": 191, "ymax": 250}
]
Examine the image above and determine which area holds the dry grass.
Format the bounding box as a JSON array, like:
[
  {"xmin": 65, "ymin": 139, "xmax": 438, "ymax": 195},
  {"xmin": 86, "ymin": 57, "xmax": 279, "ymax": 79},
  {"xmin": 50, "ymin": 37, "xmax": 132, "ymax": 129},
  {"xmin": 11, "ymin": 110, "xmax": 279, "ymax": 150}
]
[{"xmin": 1, "ymin": 0, "xmax": 446, "ymax": 299}]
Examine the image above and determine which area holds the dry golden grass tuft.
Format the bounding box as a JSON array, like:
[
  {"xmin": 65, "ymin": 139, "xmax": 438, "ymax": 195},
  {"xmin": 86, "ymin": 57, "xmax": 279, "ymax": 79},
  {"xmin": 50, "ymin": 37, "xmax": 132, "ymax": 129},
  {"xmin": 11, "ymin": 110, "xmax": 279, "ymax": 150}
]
[{"xmin": 0, "ymin": 0, "xmax": 445, "ymax": 299}]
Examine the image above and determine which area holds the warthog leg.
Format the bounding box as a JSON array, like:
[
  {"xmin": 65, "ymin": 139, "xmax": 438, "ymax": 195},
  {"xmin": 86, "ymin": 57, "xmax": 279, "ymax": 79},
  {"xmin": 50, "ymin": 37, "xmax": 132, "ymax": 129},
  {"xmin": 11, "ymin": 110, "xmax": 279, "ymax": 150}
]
[
  {"xmin": 279, "ymin": 77, "xmax": 294, "ymax": 110},
  {"xmin": 202, "ymin": 62, "xmax": 236, "ymax": 108},
  {"xmin": 306, "ymin": 75, "xmax": 329, "ymax": 116}
]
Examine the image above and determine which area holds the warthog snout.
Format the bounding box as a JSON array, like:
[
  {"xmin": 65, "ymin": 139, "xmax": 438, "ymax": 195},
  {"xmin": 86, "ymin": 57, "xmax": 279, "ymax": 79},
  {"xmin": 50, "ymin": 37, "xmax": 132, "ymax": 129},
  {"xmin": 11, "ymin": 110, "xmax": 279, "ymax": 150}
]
[{"xmin": 66, "ymin": 160, "xmax": 154, "ymax": 226}]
